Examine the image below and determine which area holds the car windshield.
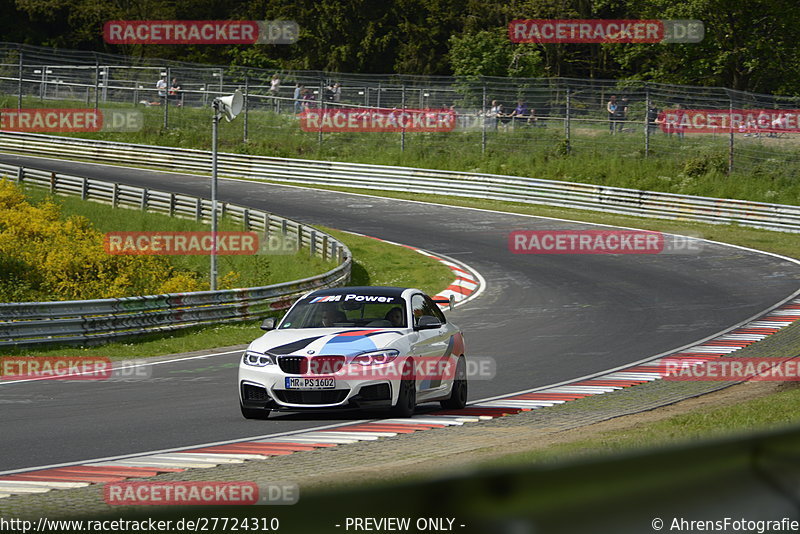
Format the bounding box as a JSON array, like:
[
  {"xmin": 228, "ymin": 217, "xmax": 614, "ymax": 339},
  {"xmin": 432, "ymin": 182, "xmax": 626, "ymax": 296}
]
[{"xmin": 279, "ymin": 295, "xmax": 407, "ymax": 329}]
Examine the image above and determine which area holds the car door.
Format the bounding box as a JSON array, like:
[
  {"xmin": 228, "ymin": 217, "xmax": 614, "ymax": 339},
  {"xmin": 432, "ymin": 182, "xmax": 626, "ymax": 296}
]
[{"xmin": 409, "ymin": 293, "xmax": 452, "ymax": 398}]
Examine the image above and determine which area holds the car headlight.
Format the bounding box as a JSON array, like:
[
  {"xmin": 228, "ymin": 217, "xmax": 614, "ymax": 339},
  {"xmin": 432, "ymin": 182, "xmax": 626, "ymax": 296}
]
[
  {"xmin": 242, "ymin": 351, "xmax": 276, "ymax": 367},
  {"xmin": 352, "ymin": 349, "xmax": 399, "ymax": 366}
]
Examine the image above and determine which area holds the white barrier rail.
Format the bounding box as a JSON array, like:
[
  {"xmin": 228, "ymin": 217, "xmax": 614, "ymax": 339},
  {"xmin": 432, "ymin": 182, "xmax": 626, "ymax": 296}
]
[
  {"xmin": 1, "ymin": 131, "xmax": 799, "ymax": 233},
  {"xmin": 0, "ymin": 161, "xmax": 351, "ymax": 347}
]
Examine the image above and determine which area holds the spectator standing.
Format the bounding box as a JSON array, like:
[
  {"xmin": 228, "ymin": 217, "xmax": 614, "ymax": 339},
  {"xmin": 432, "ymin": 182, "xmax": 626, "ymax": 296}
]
[
  {"xmin": 156, "ymin": 77, "xmax": 167, "ymax": 104},
  {"xmin": 332, "ymin": 83, "xmax": 341, "ymax": 103},
  {"xmin": 607, "ymin": 95, "xmax": 619, "ymax": 134},
  {"xmin": 293, "ymin": 83, "xmax": 304, "ymax": 113},
  {"xmin": 510, "ymin": 99, "xmax": 530, "ymax": 128},
  {"xmin": 168, "ymin": 78, "xmax": 181, "ymax": 106},
  {"xmin": 486, "ymin": 100, "xmax": 503, "ymax": 130}
]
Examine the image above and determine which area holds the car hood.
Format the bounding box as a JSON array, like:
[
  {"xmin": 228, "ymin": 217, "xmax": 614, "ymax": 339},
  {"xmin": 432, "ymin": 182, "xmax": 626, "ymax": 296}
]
[{"xmin": 247, "ymin": 328, "xmax": 406, "ymax": 357}]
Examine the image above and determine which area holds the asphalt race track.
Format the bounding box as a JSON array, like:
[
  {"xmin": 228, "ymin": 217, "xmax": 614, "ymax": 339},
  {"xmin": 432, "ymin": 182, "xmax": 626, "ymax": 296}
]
[{"xmin": 1, "ymin": 153, "xmax": 799, "ymax": 472}]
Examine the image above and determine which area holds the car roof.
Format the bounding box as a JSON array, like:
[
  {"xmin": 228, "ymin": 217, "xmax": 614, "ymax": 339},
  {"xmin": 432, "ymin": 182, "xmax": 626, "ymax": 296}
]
[{"xmin": 306, "ymin": 286, "xmax": 416, "ymax": 298}]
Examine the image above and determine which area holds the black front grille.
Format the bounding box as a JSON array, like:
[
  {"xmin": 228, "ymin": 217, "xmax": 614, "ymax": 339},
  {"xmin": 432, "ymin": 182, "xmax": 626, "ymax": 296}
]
[
  {"xmin": 242, "ymin": 384, "xmax": 270, "ymax": 402},
  {"xmin": 273, "ymin": 390, "xmax": 349, "ymax": 405},
  {"xmin": 278, "ymin": 356, "xmax": 306, "ymax": 374},
  {"xmin": 308, "ymin": 356, "xmax": 345, "ymax": 374},
  {"xmin": 278, "ymin": 355, "xmax": 346, "ymax": 375}
]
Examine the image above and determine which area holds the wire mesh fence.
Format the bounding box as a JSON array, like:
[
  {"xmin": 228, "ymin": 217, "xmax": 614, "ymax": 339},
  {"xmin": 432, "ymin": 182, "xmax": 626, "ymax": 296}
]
[{"xmin": 2, "ymin": 42, "xmax": 800, "ymax": 180}]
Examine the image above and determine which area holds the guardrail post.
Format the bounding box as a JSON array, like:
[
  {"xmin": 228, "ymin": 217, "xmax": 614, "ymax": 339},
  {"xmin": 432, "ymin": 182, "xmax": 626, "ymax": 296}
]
[
  {"xmin": 221, "ymin": 202, "xmax": 227, "ymax": 220},
  {"xmin": 141, "ymin": 188, "xmax": 148, "ymax": 210},
  {"xmin": 264, "ymin": 213, "xmax": 271, "ymax": 238},
  {"xmin": 322, "ymin": 235, "xmax": 328, "ymax": 260},
  {"xmin": 16, "ymin": 166, "xmax": 24, "ymax": 183},
  {"xmin": 49, "ymin": 172, "xmax": 56, "ymax": 192},
  {"xmin": 81, "ymin": 176, "xmax": 88, "ymax": 200},
  {"xmin": 281, "ymin": 219, "xmax": 288, "ymax": 238},
  {"xmin": 331, "ymin": 241, "xmax": 338, "ymax": 263},
  {"xmin": 112, "ymin": 183, "xmax": 119, "ymax": 208},
  {"xmin": 243, "ymin": 208, "xmax": 250, "ymax": 231},
  {"xmin": 310, "ymin": 230, "xmax": 317, "ymax": 256},
  {"xmin": 195, "ymin": 197, "xmax": 202, "ymax": 221},
  {"xmin": 297, "ymin": 224, "xmax": 304, "ymax": 250},
  {"xmin": 169, "ymin": 192, "xmax": 175, "ymax": 216}
]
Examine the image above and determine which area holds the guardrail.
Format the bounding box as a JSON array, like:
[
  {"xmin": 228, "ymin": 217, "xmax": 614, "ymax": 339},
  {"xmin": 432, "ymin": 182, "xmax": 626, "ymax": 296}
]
[
  {"xmin": 0, "ymin": 161, "xmax": 351, "ymax": 348},
  {"xmin": 1, "ymin": 130, "xmax": 799, "ymax": 233}
]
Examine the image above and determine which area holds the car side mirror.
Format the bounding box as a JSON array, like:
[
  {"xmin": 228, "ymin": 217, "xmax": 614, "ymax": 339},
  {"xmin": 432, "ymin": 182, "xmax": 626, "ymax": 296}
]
[
  {"xmin": 416, "ymin": 315, "xmax": 442, "ymax": 330},
  {"xmin": 260, "ymin": 317, "xmax": 276, "ymax": 331}
]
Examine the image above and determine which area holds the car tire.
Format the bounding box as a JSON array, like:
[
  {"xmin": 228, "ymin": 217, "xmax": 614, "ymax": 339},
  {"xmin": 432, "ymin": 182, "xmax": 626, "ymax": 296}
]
[
  {"xmin": 240, "ymin": 403, "xmax": 271, "ymax": 420},
  {"xmin": 390, "ymin": 360, "xmax": 416, "ymax": 418},
  {"xmin": 440, "ymin": 356, "xmax": 468, "ymax": 410}
]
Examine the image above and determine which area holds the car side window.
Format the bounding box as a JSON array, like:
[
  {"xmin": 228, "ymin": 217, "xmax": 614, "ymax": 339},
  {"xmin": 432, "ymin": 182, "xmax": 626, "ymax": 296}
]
[
  {"xmin": 422, "ymin": 295, "xmax": 447, "ymax": 323},
  {"xmin": 410, "ymin": 294, "xmax": 426, "ymax": 327},
  {"xmin": 411, "ymin": 294, "xmax": 447, "ymax": 326}
]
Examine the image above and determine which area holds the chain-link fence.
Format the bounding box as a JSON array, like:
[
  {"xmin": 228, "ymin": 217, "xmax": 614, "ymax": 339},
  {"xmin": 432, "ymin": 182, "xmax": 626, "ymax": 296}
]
[{"xmin": 2, "ymin": 42, "xmax": 800, "ymax": 179}]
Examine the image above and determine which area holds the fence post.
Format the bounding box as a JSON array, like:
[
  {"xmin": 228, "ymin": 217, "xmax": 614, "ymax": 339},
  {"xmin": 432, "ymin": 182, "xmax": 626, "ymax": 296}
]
[
  {"xmin": 565, "ymin": 85, "xmax": 571, "ymax": 154},
  {"xmin": 17, "ymin": 51, "xmax": 23, "ymax": 111},
  {"xmin": 401, "ymin": 84, "xmax": 406, "ymax": 152},
  {"xmin": 644, "ymin": 84, "xmax": 651, "ymax": 157},
  {"xmin": 728, "ymin": 96, "xmax": 734, "ymax": 174},
  {"xmin": 481, "ymin": 84, "xmax": 487, "ymax": 154},
  {"xmin": 243, "ymin": 75, "xmax": 249, "ymax": 143},
  {"xmin": 94, "ymin": 59, "xmax": 100, "ymax": 112},
  {"xmin": 318, "ymin": 81, "xmax": 324, "ymax": 147},
  {"xmin": 164, "ymin": 67, "xmax": 170, "ymax": 129}
]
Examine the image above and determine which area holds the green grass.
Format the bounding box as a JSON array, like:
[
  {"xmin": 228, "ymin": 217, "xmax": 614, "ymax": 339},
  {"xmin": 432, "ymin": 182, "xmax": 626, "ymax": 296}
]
[
  {"xmin": 5, "ymin": 224, "xmax": 455, "ymax": 359},
  {"xmin": 3, "ymin": 94, "xmax": 800, "ymax": 206},
  {"xmin": 486, "ymin": 384, "xmax": 800, "ymax": 468}
]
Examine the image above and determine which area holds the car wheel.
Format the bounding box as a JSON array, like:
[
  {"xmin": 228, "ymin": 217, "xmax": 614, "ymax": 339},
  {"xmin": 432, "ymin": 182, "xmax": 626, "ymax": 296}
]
[
  {"xmin": 240, "ymin": 403, "xmax": 271, "ymax": 420},
  {"xmin": 440, "ymin": 356, "xmax": 468, "ymax": 410},
  {"xmin": 390, "ymin": 360, "xmax": 416, "ymax": 418}
]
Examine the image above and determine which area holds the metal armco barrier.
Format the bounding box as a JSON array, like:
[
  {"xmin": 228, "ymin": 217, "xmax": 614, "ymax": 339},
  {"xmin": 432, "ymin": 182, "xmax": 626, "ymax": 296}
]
[
  {"xmin": 1, "ymin": 131, "xmax": 799, "ymax": 233},
  {"xmin": 0, "ymin": 162, "xmax": 351, "ymax": 347}
]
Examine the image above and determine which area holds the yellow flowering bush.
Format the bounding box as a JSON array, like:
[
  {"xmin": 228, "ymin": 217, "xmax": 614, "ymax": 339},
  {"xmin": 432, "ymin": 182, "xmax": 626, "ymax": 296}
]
[{"xmin": 0, "ymin": 180, "xmax": 203, "ymax": 302}]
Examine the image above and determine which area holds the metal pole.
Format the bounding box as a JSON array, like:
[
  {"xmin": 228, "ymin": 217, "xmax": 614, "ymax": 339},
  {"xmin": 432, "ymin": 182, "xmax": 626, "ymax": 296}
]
[
  {"xmin": 210, "ymin": 103, "xmax": 220, "ymax": 291},
  {"xmin": 243, "ymin": 75, "xmax": 249, "ymax": 143},
  {"xmin": 401, "ymin": 84, "xmax": 406, "ymax": 152},
  {"xmin": 318, "ymin": 81, "xmax": 324, "ymax": 147},
  {"xmin": 728, "ymin": 97, "xmax": 734, "ymax": 175},
  {"xmin": 17, "ymin": 51, "xmax": 23, "ymax": 111},
  {"xmin": 94, "ymin": 59, "xmax": 99, "ymax": 111},
  {"xmin": 164, "ymin": 67, "xmax": 170, "ymax": 129},
  {"xmin": 645, "ymin": 85, "xmax": 651, "ymax": 157},
  {"xmin": 481, "ymin": 84, "xmax": 487, "ymax": 154},
  {"xmin": 565, "ymin": 85, "xmax": 571, "ymax": 154}
]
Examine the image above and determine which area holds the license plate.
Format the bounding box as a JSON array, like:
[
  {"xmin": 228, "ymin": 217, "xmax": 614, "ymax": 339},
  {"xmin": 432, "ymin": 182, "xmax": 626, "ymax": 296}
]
[{"xmin": 285, "ymin": 377, "xmax": 335, "ymax": 390}]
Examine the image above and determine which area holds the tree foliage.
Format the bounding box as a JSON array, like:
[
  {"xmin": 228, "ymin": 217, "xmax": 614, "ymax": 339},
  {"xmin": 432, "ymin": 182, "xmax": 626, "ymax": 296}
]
[{"xmin": 7, "ymin": 0, "xmax": 800, "ymax": 94}]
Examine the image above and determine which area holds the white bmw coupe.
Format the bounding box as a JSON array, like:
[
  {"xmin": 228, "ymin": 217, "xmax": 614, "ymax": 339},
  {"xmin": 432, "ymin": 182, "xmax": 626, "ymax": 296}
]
[{"xmin": 238, "ymin": 286, "xmax": 467, "ymax": 419}]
